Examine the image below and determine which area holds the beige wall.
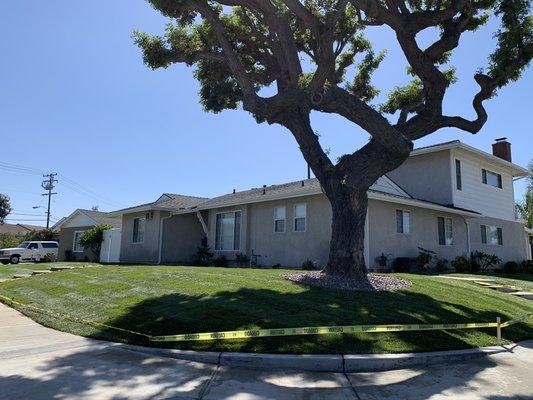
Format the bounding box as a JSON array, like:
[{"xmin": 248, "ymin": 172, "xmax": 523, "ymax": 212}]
[
  {"xmin": 58, "ymin": 226, "xmax": 95, "ymax": 261},
  {"xmin": 120, "ymin": 211, "xmax": 165, "ymax": 264},
  {"xmin": 388, "ymin": 150, "xmax": 453, "ymax": 205},
  {"xmin": 161, "ymin": 213, "xmax": 205, "ymax": 263},
  {"xmin": 367, "ymin": 200, "xmax": 469, "ymax": 269}
]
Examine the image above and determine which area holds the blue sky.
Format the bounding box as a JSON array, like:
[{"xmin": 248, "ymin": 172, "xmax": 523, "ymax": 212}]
[{"xmin": 0, "ymin": 1, "xmax": 531, "ymax": 226}]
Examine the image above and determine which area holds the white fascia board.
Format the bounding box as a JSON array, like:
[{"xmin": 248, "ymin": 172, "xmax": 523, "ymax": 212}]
[{"xmin": 54, "ymin": 209, "xmax": 98, "ymax": 230}]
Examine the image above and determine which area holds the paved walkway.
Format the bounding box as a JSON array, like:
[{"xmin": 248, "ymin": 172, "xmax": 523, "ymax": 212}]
[{"xmin": 1, "ymin": 302, "xmax": 532, "ymax": 399}]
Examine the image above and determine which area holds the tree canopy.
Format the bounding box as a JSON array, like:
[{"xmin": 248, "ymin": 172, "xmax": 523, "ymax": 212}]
[
  {"xmin": 516, "ymin": 160, "xmax": 533, "ymax": 228},
  {"xmin": 0, "ymin": 194, "xmax": 11, "ymax": 224}
]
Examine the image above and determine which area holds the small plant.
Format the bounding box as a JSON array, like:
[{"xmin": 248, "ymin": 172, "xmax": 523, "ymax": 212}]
[
  {"xmin": 416, "ymin": 247, "xmax": 436, "ymax": 271},
  {"xmin": 520, "ymin": 260, "xmax": 533, "ymax": 274},
  {"xmin": 271, "ymin": 263, "xmax": 281, "ymax": 269},
  {"xmin": 235, "ymin": 252, "xmax": 249, "ymax": 267},
  {"xmin": 434, "ymin": 258, "xmax": 449, "ymax": 272},
  {"xmin": 301, "ymin": 259, "xmax": 315, "ymax": 270},
  {"xmin": 214, "ymin": 255, "xmax": 228, "ymax": 267},
  {"xmin": 393, "ymin": 257, "xmax": 411, "ymax": 272},
  {"xmin": 503, "ymin": 261, "xmax": 519, "ymax": 273},
  {"xmin": 470, "ymin": 251, "xmax": 501, "ymax": 272},
  {"xmin": 451, "ymin": 256, "xmax": 471, "ymax": 273},
  {"xmin": 64, "ymin": 250, "xmax": 74, "ymax": 262},
  {"xmin": 195, "ymin": 244, "xmax": 213, "ymax": 266},
  {"xmin": 43, "ymin": 252, "xmax": 56, "ymax": 262}
]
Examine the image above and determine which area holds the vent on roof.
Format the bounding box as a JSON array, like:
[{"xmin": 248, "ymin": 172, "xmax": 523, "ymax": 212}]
[
  {"xmin": 262, "ymin": 185, "xmax": 266, "ymax": 195},
  {"xmin": 233, "ymin": 189, "xmax": 236, "ymax": 194}
]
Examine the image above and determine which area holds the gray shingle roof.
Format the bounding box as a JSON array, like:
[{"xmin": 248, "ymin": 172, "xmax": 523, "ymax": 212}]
[
  {"xmin": 78, "ymin": 209, "xmax": 122, "ymax": 228},
  {"xmin": 0, "ymin": 223, "xmax": 45, "ymax": 236}
]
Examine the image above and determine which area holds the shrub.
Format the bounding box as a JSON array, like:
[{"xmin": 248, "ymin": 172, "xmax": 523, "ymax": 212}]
[
  {"xmin": 235, "ymin": 252, "xmax": 249, "ymax": 267},
  {"xmin": 434, "ymin": 258, "xmax": 449, "ymax": 272},
  {"xmin": 272, "ymin": 263, "xmax": 281, "ymax": 269},
  {"xmin": 79, "ymin": 224, "xmax": 113, "ymax": 262},
  {"xmin": 470, "ymin": 251, "xmax": 501, "ymax": 272},
  {"xmin": 0, "ymin": 233, "xmax": 21, "ymax": 249},
  {"xmin": 451, "ymin": 256, "xmax": 471, "ymax": 273},
  {"xmin": 301, "ymin": 259, "xmax": 315, "ymax": 270},
  {"xmin": 521, "ymin": 260, "xmax": 533, "ymax": 274},
  {"xmin": 214, "ymin": 255, "xmax": 228, "ymax": 267},
  {"xmin": 416, "ymin": 247, "xmax": 436, "ymax": 271},
  {"xmin": 195, "ymin": 245, "xmax": 213, "ymax": 266},
  {"xmin": 393, "ymin": 257, "xmax": 411, "ymax": 272},
  {"xmin": 503, "ymin": 261, "xmax": 519, "ymax": 273}
]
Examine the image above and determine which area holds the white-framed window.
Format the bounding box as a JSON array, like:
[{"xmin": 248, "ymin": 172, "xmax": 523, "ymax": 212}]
[
  {"xmin": 215, "ymin": 211, "xmax": 242, "ymax": 251},
  {"xmin": 396, "ymin": 210, "xmax": 411, "ymax": 234},
  {"xmin": 73, "ymin": 231, "xmax": 84, "ymax": 252},
  {"xmin": 482, "ymin": 169, "xmax": 502, "ymax": 188},
  {"xmin": 481, "ymin": 225, "xmax": 503, "ymax": 245},
  {"xmin": 438, "ymin": 217, "xmax": 453, "ymax": 246},
  {"xmin": 294, "ymin": 203, "xmax": 306, "ymax": 232},
  {"xmin": 274, "ymin": 206, "xmax": 286, "ymax": 233},
  {"xmin": 132, "ymin": 217, "xmax": 145, "ymax": 243}
]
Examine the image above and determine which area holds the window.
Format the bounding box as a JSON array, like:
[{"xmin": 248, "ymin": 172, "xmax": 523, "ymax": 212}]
[
  {"xmin": 396, "ymin": 210, "xmax": 411, "ymax": 234},
  {"xmin": 482, "ymin": 169, "xmax": 502, "ymax": 188},
  {"xmin": 294, "ymin": 203, "xmax": 306, "ymax": 232},
  {"xmin": 215, "ymin": 211, "xmax": 241, "ymax": 250},
  {"xmin": 438, "ymin": 217, "xmax": 453, "ymax": 245},
  {"xmin": 73, "ymin": 232, "xmax": 84, "ymax": 252},
  {"xmin": 132, "ymin": 217, "xmax": 145, "ymax": 243},
  {"xmin": 481, "ymin": 225, "xmax": 503, "ymax": 245},
  {"xmin": 27, "ymin": 243, "xmax": 39, "ymax": 250},
  {"xmin": 274, "ymin": 206, "xmax": 286, "ymax": 233},
  {"xmin": 455, "ymin": 159, "xmax": 462, "ymax": 190},
  {"xmin": 42, "ymin": 243, "xmax": 58, "ymax": 249}
]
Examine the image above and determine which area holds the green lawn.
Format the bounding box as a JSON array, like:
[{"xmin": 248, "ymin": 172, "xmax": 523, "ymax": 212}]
[
  {"xmin": 447, "ymin": 273, "xmax": 533, "ymax": 290},
  {"xmin": 0, "ymin": 262, "xmax": 98, "ymax": 280},
  {"xmin": 0, "ymin": 264, "xmax": 531, "ymax": 354}
]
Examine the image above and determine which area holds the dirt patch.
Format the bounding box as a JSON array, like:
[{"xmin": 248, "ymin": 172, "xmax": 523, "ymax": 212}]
[{"xmin": 283, "ymin": 271, "xmax": 412, "ymax": 292}]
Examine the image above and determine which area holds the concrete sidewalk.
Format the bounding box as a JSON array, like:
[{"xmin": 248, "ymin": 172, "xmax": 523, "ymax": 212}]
[{"xmin": 1, "ymin": 302, "xmax": 532, "ymax": 399}]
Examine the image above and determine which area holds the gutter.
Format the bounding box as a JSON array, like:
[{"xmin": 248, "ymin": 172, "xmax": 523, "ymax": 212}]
[{"xmin": 157, "ymin": 212, "xmax": 174, "ymax": 265}]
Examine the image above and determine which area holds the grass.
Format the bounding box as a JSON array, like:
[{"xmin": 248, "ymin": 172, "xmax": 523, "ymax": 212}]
[
  {"xmin": 447, "ymin": 273, "xmax": 533, "ymax": 290},
  {"xmin": 0, "ymin": 264, "xmax": 531, "ymax": 354},
  {"xmin": 0, "ymin": 262, "xmax": 98, "ymax": 280}
]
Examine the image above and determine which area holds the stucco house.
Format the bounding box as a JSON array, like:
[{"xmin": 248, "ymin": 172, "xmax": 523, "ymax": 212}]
[
  {"xmin": 109, "ymin": 139, "xmax": 531, "ymax": 269},
  {"xmin": 55, "ymin": 209, "xmax": 122, "ymax": 262}
]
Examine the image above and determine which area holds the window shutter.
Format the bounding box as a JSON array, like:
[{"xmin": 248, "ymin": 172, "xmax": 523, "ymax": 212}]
[
  {"xmin": 497, "ymin": 174, "xmax": 502, "ymax": 189},
  {"xmin": 455, "ymin": 160, "xmax": 462, "ymax": 190},
  {"xmin": 497, "ymin": 227, "xmax": 503, "ymax": 245},
  {"xmin": 481, "ymin": 225, "xmax": 487, "ymax": 244},
  {"xmin": 482, "ymin": 169, "xmax": 487, "ymax": 184},
  {"xmin": 438, "ymin": 217, "xmax": 445, "ymax": 245}
]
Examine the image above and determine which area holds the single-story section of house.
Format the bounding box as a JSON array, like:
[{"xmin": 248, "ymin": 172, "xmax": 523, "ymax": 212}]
[{"xmin": 54, "ymin": 209, "xmax": 122, "ymax": 262}]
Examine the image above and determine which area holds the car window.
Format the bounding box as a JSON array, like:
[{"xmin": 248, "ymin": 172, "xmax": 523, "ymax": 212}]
[
  {"xmin": 18, "ymin": 241, "xmax": 30, "ymax": 248},
  {"xmin": 41, "ymin": 243, "xmax": 58, "ymax": 248},
  {"xmin": 28, "ymin": 243, "xmax": 39, "ymax": 249}
]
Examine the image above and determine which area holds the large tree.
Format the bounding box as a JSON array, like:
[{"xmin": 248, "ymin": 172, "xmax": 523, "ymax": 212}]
[
  {"xmin": 135, "ymin": 0, "xmax": 532, "ymax": 280},
  {"xmin": 0, "ymin": 194, "xmax": 11, "ymax": 224}
]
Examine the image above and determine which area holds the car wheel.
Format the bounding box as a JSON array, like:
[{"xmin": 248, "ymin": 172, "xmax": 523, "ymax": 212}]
[
  {"xmin": 1, "ymin": 260, "xmax": 8, "ymax": 265},
  {"xmin": 10, "ymin": 255, "xmax": 20, "ymax": 265}
]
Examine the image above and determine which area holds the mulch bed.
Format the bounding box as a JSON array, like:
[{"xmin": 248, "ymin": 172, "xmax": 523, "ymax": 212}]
[{"xmin": 283, "ymin": 271, "xmax": 412, "ymax": 292}]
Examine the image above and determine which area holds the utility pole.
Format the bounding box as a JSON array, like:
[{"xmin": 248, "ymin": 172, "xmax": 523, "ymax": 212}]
[{"xmin": 41, "ymin": 173, "xmax": 58, "ymax": 229}]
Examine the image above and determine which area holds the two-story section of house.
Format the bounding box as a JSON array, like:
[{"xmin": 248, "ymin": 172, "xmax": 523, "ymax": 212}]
[{"xmin": 388, "ymin": 138, "xmax": 530, "ymax": 262}]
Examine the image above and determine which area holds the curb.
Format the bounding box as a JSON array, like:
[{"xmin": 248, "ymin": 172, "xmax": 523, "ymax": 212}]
[{"xmin": 118, "ymin": 341, "xmax": 524, "ymax": 373}]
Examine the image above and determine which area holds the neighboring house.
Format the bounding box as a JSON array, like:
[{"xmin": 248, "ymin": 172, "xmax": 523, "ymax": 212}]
[
  {"xmin": 0, "ymin": 223, "xmax": 45, "ymax": 239},
  {"xmin": 110, "ymin": 139, "xmax": 530, "ymax": 269},
  {"xmin": 54, "ymin": 209, "xmax": 121, "ymax": 261}
]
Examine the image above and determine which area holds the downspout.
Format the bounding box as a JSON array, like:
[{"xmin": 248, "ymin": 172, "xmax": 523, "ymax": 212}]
[
  {"xmin": 462, "ymin": 216, "xmax": 471, "ymax": 256},
  {"xmin": 157, "ymin": 212, "xmax": 173, "ymax": 265}
]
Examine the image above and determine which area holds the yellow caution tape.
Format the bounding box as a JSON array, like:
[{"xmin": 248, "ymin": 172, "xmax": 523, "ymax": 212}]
[
  {"xmin": 1, "ymin": 293, "xmax": 531, "ymax": 343},
  {"xmin": 150, "ymin": 322, "xmax": 499, "ymax": 342},
  {"xmin": 500, "ymin": 312, "xmax": 533, "ymax": 328}
]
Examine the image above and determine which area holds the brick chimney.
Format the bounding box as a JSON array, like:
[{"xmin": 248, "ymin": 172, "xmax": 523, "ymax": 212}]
[{"xmin": 492, "ymin": 137, "xmax": 512, "ymax": 162}]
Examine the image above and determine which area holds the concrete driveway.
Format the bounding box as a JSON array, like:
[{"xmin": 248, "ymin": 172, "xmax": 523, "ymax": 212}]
[{"xmin": 1, "ymin": 303, "xmax": 532, "ymax": 400}]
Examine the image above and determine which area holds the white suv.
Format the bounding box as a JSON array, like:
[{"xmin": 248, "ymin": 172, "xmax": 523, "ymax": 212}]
[{"xmin": 0, "ymin": 241, "xmax": 59, "ymax": 264}]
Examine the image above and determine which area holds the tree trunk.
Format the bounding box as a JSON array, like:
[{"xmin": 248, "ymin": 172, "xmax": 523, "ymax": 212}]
[{"xmin": 322, "ymin": 186, "xmax": 368, "ymax": 280}]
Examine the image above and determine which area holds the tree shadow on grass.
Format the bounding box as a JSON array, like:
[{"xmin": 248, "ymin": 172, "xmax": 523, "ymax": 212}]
[{"xmin": 93, "ymin": 285, "xmax": 532, "ymax": 354}]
